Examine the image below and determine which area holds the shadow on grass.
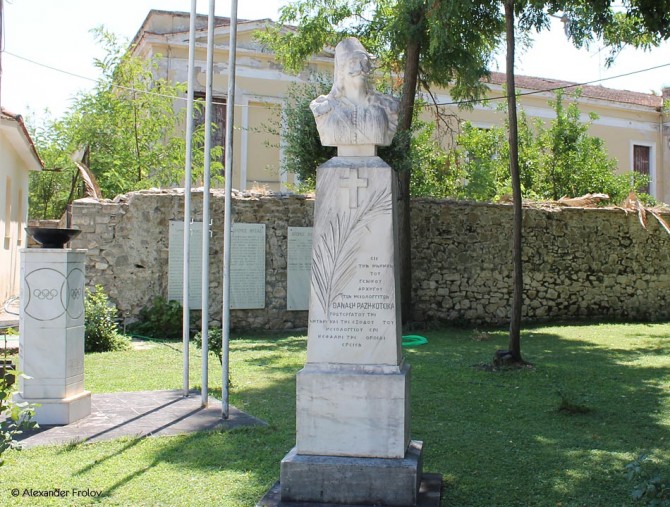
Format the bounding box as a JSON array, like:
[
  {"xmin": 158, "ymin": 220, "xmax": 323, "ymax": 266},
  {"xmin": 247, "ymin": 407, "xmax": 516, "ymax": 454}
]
[
  {"xmin": 55, "ymin": 326, "xmax": 670, "ymax": 506},
  {"xmin": 408, "ymin": 326, "xmax": 670, "ymax": 506},
  {"xmin": 68, "ymin": 334, "xmax": 303, "ymax": 505}
]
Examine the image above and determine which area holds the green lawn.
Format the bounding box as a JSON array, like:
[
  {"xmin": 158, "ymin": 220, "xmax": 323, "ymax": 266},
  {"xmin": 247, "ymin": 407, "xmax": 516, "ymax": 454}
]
[{"xmin": 2, "ymin": 322, "xmax": 669, "ymax": 506}]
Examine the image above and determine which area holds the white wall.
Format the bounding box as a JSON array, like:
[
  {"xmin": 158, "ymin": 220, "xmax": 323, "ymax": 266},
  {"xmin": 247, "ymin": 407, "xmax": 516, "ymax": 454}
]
[{"xmin": 0, "ymin": 134, "xmax": 31, "ymax": 303}]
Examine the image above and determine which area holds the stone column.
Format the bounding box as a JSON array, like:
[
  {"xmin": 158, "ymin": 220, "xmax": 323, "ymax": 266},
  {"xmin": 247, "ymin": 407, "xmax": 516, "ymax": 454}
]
[{"xmin": 14, "ymin": 248, "xmax": 91, "ymax": 424}]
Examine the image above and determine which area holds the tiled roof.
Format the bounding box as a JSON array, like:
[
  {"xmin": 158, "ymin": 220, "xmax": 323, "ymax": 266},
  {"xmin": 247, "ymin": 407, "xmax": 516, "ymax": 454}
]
[
  {"xmin": 487, "ymin": 71, "xmax": 663, "ymax": 109},
  {"xmin": 0, "ymin": 108, "xmax": 44, "ymax": 169},
  {"xmin": 133, "ymin": 11, "xmax": 664, "ymax": 111}
]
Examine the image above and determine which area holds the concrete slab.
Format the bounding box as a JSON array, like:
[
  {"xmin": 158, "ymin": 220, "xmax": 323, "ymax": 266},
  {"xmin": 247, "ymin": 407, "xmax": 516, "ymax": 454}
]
[{"xmin": 12, "ymin": 389, "xmax": 266, "ymax": 448}]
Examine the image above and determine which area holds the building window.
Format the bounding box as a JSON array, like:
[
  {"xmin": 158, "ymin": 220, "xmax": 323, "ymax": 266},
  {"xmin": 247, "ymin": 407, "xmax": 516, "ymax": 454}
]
[
  {"xmin": 631, "ymin": 142, "xmax": 657, "ymax": 197},
  {"xmin": 194, "ymin": 93, "xmax": 226, "ymax": 173},
  {"xmin": 4, "ymin": 177, "xmax": 11, "ymax": 248},
  {"xmin": 17, "ymin": 188, "xmax": 24, "ymax": 246},
  {"xmin": 633, "ymin": 144, "xmax": 651, "ymax": 194}
]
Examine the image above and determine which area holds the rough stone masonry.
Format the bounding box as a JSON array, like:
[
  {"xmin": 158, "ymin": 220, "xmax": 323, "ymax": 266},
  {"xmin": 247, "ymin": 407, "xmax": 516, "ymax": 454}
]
[{"xmin": 69, "ymin": 190, "xmax": 670, "ymax": 330}]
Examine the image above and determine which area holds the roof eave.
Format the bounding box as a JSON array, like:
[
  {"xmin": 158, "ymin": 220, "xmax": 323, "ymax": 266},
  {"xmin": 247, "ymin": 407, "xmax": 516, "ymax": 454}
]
[{"xmin": 0, "ymin": 108, "xmax": 45, "ymax": 171}]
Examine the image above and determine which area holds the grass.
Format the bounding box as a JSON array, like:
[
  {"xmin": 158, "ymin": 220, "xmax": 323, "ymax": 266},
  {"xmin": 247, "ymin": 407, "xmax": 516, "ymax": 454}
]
[{"xmin": 1, "ymin": 322, "xmax": 669, "ymax": 506}]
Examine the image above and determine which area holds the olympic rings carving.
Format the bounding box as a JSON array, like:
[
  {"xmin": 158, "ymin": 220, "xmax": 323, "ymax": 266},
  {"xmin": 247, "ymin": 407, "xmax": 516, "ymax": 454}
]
[
  {"xmin": 33, "ymin": 288, "xmax": 59, "ymax": 300},
  {"xmin": 24, "ymin": 266, "xmax": 85, "ymax": 321}
]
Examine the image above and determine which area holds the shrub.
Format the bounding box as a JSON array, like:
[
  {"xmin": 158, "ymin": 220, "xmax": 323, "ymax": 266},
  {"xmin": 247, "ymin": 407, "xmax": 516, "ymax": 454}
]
[
  {"xmin": 127, "ymin": 296, "xmax": 183, "ymax": 339},
  {"xmin": 626, "ymin": 454, "xmax": 670, "ymax": 505},
  {"xmin": 84, "ymin": 285, "xmax": 129, "ymax": 353},
  {"xmin": 1, "ymin": 368, "xmax": 37, "ymax": 466},
  {"xmin": 454, "ymin": 89, "xmax": 651, "ymax": 204},
  {"xmin": 193, "ymin": 327, "xmax": 223, "ymax": 364}
]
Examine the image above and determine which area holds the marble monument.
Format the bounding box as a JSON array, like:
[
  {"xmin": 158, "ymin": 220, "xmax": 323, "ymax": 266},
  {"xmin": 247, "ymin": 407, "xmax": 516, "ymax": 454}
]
[
  {"xmin": 272, "ymin": 37, "xmax": 433, "ymax": 506},
  {"xmin": 14, "ymin": 247, "xmax": 91, "ymax": 424}
]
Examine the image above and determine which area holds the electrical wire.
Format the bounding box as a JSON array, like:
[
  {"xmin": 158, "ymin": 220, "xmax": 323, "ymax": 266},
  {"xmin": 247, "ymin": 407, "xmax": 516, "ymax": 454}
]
[
  {"xmin": 3, "ymin": 48, "xmax": 670, "ymax": 111},
  {"xmin": 432, "ymin": 61, "xmax": 670, "ymax": 107}
]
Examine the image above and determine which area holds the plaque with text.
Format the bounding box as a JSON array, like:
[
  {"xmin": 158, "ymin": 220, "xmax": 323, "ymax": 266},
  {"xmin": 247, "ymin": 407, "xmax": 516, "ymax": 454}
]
[
  {"xmin": 230, "ymin": 223, "xmax": 266, "ymax": 309},
  {"xmin": 306, "ymin": 158, "xmax": 402, "ymax": 366},
  {"xmin": 287, "ymin": 227, "xmax": 313, "ymax": 311},
  {"xmin": 167, "ymin": 221, "xmax": 203, "ymax": 309}
]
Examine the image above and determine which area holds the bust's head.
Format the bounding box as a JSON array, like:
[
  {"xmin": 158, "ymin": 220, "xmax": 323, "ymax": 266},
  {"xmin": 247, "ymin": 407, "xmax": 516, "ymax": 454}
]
[{"xmin": 332, "ymin": 38, "xmax": 374, "ymax": 99}]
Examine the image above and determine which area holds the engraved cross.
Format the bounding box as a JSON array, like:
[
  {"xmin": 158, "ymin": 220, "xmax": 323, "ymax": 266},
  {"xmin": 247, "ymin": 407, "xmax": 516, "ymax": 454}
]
[{"xmin": 339, "ymin": 169, "xmax": 368, "ymax": 209}]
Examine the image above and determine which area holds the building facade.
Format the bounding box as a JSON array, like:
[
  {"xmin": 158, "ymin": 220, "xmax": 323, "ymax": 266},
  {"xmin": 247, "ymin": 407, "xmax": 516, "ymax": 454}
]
[
  {"xmin": 0, "ymin": 108, "xmax": 43, "ymax": 303},
  {"xmin": 131, "ymin": 10, "xmax": 670, "ymax": 203}
]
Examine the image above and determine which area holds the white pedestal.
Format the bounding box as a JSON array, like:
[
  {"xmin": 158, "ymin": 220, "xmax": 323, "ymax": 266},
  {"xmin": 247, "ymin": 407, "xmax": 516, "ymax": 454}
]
[
  {"xmin": 297, "ymin": 157, "xmax": 410, "ymax": 458},
  {"xmin": 17, "ymin": 248, "xmax": 91, "ymax": 425},
  {"xmin": 297, "ymin": 362, "xmax": 410, "ymax": 458}
]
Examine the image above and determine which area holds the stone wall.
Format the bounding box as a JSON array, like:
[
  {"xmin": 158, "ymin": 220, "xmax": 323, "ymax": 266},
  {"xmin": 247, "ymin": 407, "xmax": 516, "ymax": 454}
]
[
  {"xmin": 69, "ymin": 190, "xmax": 670, "ymax": 330},
  {"xmin": 70, "ymin": 189, "xmax": 314, "ymax": 331},
  {"xmin": 411, "ymin": 198, "xmax": 670, "ymax": 325}
]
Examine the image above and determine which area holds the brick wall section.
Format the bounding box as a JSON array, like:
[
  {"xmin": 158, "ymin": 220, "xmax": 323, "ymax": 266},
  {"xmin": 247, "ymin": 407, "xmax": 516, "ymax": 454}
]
[{"xmin": 69, "ymin": 190, "xmax": 670, "ymax": 330}]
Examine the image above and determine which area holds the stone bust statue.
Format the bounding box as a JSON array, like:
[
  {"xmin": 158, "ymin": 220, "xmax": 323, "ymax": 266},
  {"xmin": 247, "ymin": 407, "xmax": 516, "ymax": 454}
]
[{"xmin": 310, "ymin": 38, "xmax": 399, "ymax": 149}]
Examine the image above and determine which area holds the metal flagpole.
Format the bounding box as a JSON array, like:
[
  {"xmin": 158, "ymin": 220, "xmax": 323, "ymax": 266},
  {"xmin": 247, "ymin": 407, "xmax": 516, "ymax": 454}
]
[
  {"xmin": 182, "ymin": 0, "xmax": 198, "ymax": 397},
  {"xmin": 201, "ymin": 0, "xmax": 216, "ymax": 408},
  {"xmin": 222, "ymin": 0, "xmax": 238, "ymax": 419}
]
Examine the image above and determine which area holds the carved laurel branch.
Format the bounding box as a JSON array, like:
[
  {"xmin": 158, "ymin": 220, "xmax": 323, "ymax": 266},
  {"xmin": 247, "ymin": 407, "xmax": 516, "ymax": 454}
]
[{"xmin": 311, "ymin": 188, "xmax": 392, "ymax": 316}]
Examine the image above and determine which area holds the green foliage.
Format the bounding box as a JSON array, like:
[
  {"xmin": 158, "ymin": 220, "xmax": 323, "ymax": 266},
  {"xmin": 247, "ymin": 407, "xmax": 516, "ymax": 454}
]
[
  {"xmin": 84, "ymin": 285, "xmax": 130, "ymax": 353},
  {"xmin": 26, "ymin": 112, "xmax": 83, "ymax": 220},
  {"xmin": 452, "ymin": 90, "xmax": 648, "ymax": 204},
  {"xmin": 193, "ymin": 328, "xmax": 223, "ymax": 364},
  {"xmin": 626, "ymin": 454, "xmax": 670, "ymax": 505},
  {"xmin": 28, "ymin": 27, "xmax": 221, "ymax": 219},
  {"xmin": 127, "ymin": 296, "xmax": 183, "ymax": 340},
  {"xmin": 257, "ymin": 0, "xmax": 503, "ymax": 104},
  {"xmin": 266, "ymin": 76, "xmax": 335, "ymax": 189},
  {"xmin": 550, "ymin": 1, "xmax": 670, "ymax": 65},
  {"xmin": 404, "ymin": 119, "xmax": 460, "ymax": 198},
  {"xmin": 1, "ymin": 361, "xmax": 37, "ymax": 466},
  {"xmin": 555, "ymin": 387, "xmax": 592, "ymax": 415},
  {"xmin": 271, "ymin": 82, "xmax": 650, "ymax": 204}
]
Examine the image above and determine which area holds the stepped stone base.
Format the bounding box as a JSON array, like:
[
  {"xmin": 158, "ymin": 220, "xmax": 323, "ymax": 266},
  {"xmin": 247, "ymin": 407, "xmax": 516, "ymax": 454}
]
[
  {"xmin": 14, "ymin": 390, "xmax": 91, "ymax": 425},
  {"xmin": 271, "ymin": 440, "xmax": 427, "ymax": 506}
]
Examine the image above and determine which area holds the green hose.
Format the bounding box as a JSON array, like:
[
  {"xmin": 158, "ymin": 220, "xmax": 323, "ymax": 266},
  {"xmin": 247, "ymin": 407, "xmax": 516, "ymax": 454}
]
[{"xmin": 402, "ymin": 335, "xmax": 428, "ymax": 347}]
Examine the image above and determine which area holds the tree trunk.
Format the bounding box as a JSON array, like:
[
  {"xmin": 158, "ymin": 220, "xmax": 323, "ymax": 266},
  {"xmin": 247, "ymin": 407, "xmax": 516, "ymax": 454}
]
[
  {"xmin": 504, "ymin": 0, "xmax": 523, "ymax": 362},
  {"xmin": 397, "ymin": 36, "xmax": 421, "ymax": 324}
]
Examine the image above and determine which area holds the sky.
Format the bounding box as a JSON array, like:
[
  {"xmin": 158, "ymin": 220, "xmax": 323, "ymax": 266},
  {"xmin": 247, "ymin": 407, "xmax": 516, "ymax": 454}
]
[{"xmin": 2, "ymin": 0, "xmax": 670, "ymax": 122}]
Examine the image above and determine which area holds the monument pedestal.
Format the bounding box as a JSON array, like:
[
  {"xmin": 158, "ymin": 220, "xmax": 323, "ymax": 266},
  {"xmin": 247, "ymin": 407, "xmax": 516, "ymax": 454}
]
[
  {"xmin": 296, "ymin": 363, "xmax": 410, "ymax": 458},
  {"xmin": 13, "ymin": 391, "xmax": 91, "ymax": 425},
  {"xmin": 16, "ymin": 248, "xmax": 91, "ymax": 425},
  {"xmin": 280, "ymin": 441, "xmax": 423, "ymax": 506}
]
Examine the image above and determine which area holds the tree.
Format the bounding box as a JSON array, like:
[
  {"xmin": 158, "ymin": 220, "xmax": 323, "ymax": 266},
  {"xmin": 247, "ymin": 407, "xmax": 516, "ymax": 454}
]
[
  {"xmin": 265, "ymin": 76, "xmax": 335, "ymax": 190},
  {"xmin": 29, "ymin": 27, "xmax": 219, "ymax": 218},
  {"xmin": 259, "ymin": 0, "xmax": 505, "ymax": 321},
  {"xmin": 454, "ymin": 90, "xmax": 646, "ymax": 203},
  {"xmin": 497, "ymin": 0, "xmax": 670, "ymax": 364},
  {"xmin": 503, "ymin": 0, "xmax": 524, "ymax": 364},
  {"xmin": 262, "ymin": 0, "xmax": 670, "ymax": 356},
  {"xmin": 27, "ymin": 112, "xmax": 83, "ymax": 220}
]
